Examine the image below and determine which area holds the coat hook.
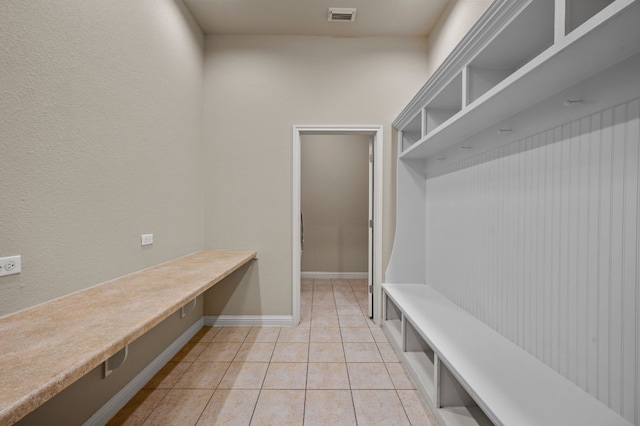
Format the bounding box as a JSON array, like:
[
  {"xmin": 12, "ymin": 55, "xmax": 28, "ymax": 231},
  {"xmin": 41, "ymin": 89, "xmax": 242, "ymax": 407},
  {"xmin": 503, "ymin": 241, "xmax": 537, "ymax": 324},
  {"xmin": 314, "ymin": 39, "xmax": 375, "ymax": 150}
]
[{"xmin": 564, "ymin": 99, "xmax": 583, "ymax": 106}]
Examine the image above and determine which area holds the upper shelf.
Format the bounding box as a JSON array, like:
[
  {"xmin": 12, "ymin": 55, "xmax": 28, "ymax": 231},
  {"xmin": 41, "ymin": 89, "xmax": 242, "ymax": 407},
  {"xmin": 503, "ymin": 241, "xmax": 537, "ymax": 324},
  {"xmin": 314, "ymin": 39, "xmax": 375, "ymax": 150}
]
[{"xmin": 395, "ymin": 0, "xmax": 640, "ymax": 162}]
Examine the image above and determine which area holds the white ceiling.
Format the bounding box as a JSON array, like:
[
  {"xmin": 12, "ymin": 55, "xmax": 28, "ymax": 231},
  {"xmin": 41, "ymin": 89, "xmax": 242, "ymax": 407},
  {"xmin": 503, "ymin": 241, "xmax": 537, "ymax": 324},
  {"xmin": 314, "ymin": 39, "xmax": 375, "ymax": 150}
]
[{"xmin": 183, "ymin": 0, "xmax": 450, "ymax": 37}]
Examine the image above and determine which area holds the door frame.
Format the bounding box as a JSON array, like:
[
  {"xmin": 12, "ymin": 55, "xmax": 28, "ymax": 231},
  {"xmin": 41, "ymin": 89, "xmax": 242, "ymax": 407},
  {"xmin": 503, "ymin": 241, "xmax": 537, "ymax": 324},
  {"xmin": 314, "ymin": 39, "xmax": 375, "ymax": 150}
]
[{"xmin": 292, "ymin": 125, "xmax": 383, "ymax": 325}]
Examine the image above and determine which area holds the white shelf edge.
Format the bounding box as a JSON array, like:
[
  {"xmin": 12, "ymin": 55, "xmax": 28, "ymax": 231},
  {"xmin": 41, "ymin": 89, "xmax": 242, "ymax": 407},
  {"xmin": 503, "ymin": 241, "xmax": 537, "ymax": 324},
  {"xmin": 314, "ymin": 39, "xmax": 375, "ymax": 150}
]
[
  {"xmin": 398, "ymin": 0, "xmax": 640, "ymax": 161},
  {"xmin": 393, "ymin": 0, "xmax": 530, "ymax": 130},
  {"xmin": 404, "ymin": 351, "xmax": 435, "ymax": 395},
  {"xmin": 382, "ymin": 283, "xmax": 633, "ymax": 426},
  {"xmin": 439, "ymin": 406, "xmax": 494, "ymax": 426}
]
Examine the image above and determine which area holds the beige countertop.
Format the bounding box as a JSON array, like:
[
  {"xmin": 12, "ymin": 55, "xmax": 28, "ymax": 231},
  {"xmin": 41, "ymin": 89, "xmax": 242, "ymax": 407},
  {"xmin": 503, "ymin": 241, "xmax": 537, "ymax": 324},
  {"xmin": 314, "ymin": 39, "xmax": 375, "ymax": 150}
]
[{"xmin": 0, "ymin": 249, "xmax": 256, "ymax": 425}]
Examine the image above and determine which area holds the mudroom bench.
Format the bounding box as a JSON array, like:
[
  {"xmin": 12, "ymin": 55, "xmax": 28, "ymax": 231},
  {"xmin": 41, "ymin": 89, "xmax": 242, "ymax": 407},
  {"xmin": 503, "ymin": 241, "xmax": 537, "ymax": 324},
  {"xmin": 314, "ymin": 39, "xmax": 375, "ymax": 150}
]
[
  {"xmin": 382, "ymin": 283, "xmax": 632, "ymax": 426},
  {"xmin": 0, "ymin": 249, "xmax": 256, "ymax": 425}
]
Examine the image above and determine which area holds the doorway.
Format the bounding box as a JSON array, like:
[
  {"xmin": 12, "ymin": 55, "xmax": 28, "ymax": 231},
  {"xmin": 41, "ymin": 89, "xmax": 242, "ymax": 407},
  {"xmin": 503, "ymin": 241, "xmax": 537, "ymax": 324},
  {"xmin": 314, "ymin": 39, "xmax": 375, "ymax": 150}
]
[{"xmin": 292, "ymin": 125, "xmax": 383, "ymax": 326}]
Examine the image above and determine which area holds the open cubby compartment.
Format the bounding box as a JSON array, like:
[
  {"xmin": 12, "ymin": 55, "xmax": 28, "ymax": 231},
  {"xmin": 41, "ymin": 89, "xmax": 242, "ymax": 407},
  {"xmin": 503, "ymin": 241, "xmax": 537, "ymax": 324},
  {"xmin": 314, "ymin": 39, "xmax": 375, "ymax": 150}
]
[
  {"xmin": 400, "ymin": 110, "xmax": 423, "ymax": 152},
  {"xmin": 565, "ymin": 0, "xmax": 616, "ymax": 35},
  {"xmin": 466, "ymin": 0, "xmax": 555, "ymax": 105},
  {"xmin": 383, "ymin": 293, "xmax": 403, "ymax": 348},
  {"xmin": 404, "ymin": 318, "xmax": 436, "ymax": 399},
  {"xmin": 436, "ymin": 358, "xmax": 493, "ymax": 426},
  {"xmin": 425, "ymin": 72, "xmax": 463, "ymax": 136}
]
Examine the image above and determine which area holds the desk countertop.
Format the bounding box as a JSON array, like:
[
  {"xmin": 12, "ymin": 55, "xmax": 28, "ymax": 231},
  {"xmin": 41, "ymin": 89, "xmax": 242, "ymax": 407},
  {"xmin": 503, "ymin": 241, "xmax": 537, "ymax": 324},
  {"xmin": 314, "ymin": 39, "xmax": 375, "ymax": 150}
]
[{"xmin": 0, "ymin": 249, "xmax": 256, "ymax": 425}]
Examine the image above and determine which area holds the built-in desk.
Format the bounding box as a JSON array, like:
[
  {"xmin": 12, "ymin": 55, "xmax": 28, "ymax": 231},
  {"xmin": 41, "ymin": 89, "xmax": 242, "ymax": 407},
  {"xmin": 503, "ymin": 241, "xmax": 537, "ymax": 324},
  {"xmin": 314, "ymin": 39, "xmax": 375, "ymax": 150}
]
[{"xmin": 0, "ymin": 249, "xmax": 256, "ymax": 425}]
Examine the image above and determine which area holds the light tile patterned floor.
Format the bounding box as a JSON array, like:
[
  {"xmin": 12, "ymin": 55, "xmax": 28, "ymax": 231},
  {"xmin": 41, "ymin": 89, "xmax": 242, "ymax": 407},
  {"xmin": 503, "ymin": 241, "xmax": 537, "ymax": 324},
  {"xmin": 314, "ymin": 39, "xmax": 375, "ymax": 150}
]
[{"xmin": 108, "ymin": 278, "xmax": 437, "ymax": 425}]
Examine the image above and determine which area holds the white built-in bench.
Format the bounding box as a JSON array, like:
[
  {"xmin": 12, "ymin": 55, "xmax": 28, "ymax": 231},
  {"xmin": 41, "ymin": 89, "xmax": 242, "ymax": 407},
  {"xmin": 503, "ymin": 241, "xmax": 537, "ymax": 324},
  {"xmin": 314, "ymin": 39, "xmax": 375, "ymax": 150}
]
[
  {"xmin": 0, "ymin": 250, "xmax": 256, "ymax": 425},
  {"xmin": 382, "ymin": 283, "xmax": 633, "ymax": 426}
]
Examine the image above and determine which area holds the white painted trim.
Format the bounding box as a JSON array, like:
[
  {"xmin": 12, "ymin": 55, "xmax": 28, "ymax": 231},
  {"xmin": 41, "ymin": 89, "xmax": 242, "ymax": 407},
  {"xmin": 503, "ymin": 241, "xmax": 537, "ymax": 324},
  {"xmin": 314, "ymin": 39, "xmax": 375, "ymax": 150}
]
[
  {"xmin": 84, "ymin": 318, "xmax": 204, "ymax": 426},
  {"xmin": 301, "ymin": 272, "xmax": 368, "ymax": 279},
  {"xmin": 204, "ymin": 315, "xmax": 293, "ymax": 327},
  {"xmin": 393, "ymin": 0, "xmax": 528, "ymax": 129},
  {"xmin": 293, "ymin": 125, "xmax": 384, "ymax": 326}
]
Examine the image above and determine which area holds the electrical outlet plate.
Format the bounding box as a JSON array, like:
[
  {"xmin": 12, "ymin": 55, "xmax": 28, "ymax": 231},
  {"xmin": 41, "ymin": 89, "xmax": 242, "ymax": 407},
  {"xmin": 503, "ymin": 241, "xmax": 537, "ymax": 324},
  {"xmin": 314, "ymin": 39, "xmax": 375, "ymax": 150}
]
[
  {"xmin": 0, "ymin": 255, "xmax": 21, "ymax": 277},
  {"xmin": 141, "ymin": 234, "xmax": 153, "ymax": 246}
]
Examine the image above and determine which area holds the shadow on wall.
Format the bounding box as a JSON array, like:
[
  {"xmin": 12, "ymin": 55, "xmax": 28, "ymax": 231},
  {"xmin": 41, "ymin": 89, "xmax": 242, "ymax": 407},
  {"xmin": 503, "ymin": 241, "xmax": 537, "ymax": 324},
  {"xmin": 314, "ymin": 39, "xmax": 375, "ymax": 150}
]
[{"xmin": 203, "ymin": 261, "xmax": 261, "ymax": 316}]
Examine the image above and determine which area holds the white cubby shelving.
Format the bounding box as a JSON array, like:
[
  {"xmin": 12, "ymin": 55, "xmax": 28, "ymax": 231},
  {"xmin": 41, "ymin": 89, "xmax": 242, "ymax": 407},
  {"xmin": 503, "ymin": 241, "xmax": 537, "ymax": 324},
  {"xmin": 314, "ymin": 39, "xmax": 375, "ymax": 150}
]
[
  {"xmin": 436, "ymin": 357, "xmax": 493, "ymax": 426},
  {"xmin": 400, "ymin": 111, "xmax": 422, "ymax": 152},
  {"xmin": 385, "ymin": 3, "xmax": 639, "ymax": 423},
  {"xmin": 394, "ymin": 0, "xmax": 640, "ymax": 166},
  {"xmin": 388, "ymin": 0, "xmax": 640, "ymax": 285},
  {"xmin": 404, "ymin": 318, "xmax": 436, "ymax": 400},
  {"xmin": 381, "ymin": 284, "xmax": 633, "ymax": 426},
  {"xmin": 466, "ymin": 0, "xmax": 554, "ymax": 105},
  {"xmin": 565, "ymin": 0, "xmax": 616, "ymax": 34},
  {"xmin": 383, "ymin": 291, "xmax": 403, "ymax": 348},
  {"xmin": 425, "ymin": 72, "xmax": 463, "ymax": 136}
]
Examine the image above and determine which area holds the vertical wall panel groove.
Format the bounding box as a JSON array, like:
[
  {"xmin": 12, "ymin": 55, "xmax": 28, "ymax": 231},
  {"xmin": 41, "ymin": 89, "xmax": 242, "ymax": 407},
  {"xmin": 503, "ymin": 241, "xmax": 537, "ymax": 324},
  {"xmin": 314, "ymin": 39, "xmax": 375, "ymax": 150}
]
[
  {"xmin": 635, "ymin": 97, "xmax": 640, "ymax": 426},
  {"xmin": 425, "ymin": 98, "xmax": 640, "ymax": 424},
  {"xmin": 624, "ymin": 99, "xmax": 640, "ymax": 424},
  {"xmin": 587, "ymin": 111, "xmax": 600, "ymax": 398}
]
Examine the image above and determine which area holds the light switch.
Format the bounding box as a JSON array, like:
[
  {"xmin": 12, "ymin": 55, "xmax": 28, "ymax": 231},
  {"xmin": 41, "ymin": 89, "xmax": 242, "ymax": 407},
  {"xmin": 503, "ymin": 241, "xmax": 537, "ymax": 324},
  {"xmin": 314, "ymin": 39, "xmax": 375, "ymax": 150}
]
[{"xmin": 141, "ymin": 234, "xmax": 153, "ymax": 246}]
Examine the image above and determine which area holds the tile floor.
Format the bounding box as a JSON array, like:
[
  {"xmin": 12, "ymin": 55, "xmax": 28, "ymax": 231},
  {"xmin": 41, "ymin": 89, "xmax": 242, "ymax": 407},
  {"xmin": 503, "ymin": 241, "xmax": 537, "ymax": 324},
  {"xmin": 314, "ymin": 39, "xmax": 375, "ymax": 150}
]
[{"xmin": 108, "ymin": 278, "xmax": 437, "ymax": 425}]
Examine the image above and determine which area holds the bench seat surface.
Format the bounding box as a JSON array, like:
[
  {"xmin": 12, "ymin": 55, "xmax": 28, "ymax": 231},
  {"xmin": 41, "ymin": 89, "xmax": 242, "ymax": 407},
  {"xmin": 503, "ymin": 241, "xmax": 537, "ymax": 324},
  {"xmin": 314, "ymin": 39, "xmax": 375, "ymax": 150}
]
[
  {"xmin": 383, "ymin": 283, "xmax": 631, "ymax": 426},
  {"xmin": 0, "ymin": 249, "xmax": 256, "ymax": 425}
]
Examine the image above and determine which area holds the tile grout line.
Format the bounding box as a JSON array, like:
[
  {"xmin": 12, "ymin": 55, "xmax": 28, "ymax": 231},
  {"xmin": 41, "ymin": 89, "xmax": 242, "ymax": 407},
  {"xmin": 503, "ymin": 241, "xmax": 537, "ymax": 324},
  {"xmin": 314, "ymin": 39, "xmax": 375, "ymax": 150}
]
[
  {"xmin": 334, "ymin": 278, "xmax": 358, "ymax": 424},
  {"xmin": 113, "ymin": 277, "xmax": 433, "ymax": 425}
]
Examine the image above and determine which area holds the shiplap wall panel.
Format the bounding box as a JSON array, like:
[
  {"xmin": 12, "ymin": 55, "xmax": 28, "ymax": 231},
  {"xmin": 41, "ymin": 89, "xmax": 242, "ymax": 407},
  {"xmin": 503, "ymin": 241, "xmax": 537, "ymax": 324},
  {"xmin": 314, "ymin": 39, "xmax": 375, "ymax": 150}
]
[
  {"xmin": 424, "ymin": 98, "xmax": 640, "ymax": 424},
  {"xmin": 622, "ymin": 101, "xmax": 640, "ymax": 422}
]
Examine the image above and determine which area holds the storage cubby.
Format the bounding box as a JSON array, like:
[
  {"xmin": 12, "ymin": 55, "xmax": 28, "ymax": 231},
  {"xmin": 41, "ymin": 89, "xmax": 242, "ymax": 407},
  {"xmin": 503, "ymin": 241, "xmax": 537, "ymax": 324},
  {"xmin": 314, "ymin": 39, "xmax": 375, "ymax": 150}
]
[
  {"xmin": 387, "ymin": 1, "xmax": 640, "ymax": 424},
  {"xmin": 565, "ymin": 0, "xmax": 616, "ymax": 34},
  {"xmin": 400, "ymin": 111, "xmax": 423, "ymax": 151},
  {"xmin": 381, "ymin": 284, "xmax": 635, "ymax": 425},
  {"xmin": 394, "ymin": 0, "xmax": 639, "ymax": 163},
  {"xmin": 404, "ymin": 318, "xmax": 436, "ymax": 399},
  {"xmin": 384, "ymin": 294, "xmax": 403, "ymax": 348},
  {"xmin": 425, "ymin": 73, "xmax": 463, "ymax": 135},
  {"xmin": 437, "ymin": 358, "xmax": 493, "ymax": 426},
  {"xmin": 466, "ymin": 0, "xmax": 554, "ymax": 104}
]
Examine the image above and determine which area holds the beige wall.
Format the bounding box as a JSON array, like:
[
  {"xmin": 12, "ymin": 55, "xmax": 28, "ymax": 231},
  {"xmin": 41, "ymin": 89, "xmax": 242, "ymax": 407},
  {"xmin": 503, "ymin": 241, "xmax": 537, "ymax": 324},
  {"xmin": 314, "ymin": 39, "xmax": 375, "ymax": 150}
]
[
  {"xmin": 1, "ymin": 1, "xmax": 205, "ymax": 422},
  {"xmin": 301, "ymin": 134, "xmax": 370, "ymax": 273},
  {"xmin": 426, "ymin": 0, "xmax": 493, "ymax": 76},
  {"xmin": 0, "ymin": 0, "xmax": 205, "ymax": 316},
  {"xmin": 202, "ymin": 35, "xmax": 430, "ymax": 316}
]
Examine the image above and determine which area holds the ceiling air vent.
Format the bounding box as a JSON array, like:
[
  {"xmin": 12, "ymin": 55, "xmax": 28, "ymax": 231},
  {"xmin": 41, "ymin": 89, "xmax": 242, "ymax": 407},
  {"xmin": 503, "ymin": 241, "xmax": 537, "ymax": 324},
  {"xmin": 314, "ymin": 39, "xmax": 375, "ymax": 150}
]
[{"xmin": 328, "ymin": 8, "xmax": 357, "ymax": 22}]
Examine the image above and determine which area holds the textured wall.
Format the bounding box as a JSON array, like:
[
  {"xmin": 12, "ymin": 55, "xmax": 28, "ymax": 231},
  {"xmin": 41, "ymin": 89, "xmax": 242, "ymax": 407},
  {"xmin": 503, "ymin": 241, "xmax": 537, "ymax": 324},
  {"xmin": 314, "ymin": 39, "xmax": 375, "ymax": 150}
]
[
  {"xmin": 426, "ymin": 0, "xmax": 493, "ymax": 76},
  {"xmin": 0, "ymin": 0, "xmax": 205, "ymax": 316},
  {"xmin": 301, "ymin": 134, "xmax": 370, "ymax": 273},
  {"xmin": 425, "ymin": 98, "xmax": 640, "ymax": 424},
  {"xmin": 202, "ymin": 35, "xmax": 430, "ymax": 316}
]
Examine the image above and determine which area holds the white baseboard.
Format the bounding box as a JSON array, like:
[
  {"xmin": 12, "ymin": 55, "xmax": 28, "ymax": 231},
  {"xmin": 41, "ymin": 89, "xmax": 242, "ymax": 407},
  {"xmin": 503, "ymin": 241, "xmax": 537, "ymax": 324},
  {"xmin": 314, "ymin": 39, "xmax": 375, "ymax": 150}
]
[
  {"xmin": 84, "ymin": 318, "xmax": 204, "ymax": 426},
  {"xmin": 204, "ymin": 315, "xmax": 293, "ymax": 327},
  {"xmin": 301, "ymin": 272, "xmax": 368, "ymax": 279}
]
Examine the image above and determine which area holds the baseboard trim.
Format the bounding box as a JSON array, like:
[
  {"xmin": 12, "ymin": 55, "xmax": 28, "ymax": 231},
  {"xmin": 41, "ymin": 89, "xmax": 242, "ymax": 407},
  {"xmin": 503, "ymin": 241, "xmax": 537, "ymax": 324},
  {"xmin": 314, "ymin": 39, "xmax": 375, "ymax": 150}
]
[
  {"xmin": 84, "ymin": 318, "xmax": 204, "ymax": 426},
  {"xmin": 301, "ymin": 272, "xmax": 368, "ymax": 279},
  {"xmin": 204, "ymin": 315, "xmax": 293, "ymax": 327}
]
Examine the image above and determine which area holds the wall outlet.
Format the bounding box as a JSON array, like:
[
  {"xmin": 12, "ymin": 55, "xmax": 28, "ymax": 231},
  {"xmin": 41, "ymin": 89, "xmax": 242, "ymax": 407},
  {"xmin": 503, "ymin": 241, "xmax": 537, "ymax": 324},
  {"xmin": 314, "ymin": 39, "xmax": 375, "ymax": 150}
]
[
  {"xmin": 141, "ymin": 234, "xmax": 153, "ymax": 246},
  {"xmin": 0, "ymin": 255, "xmax": 21, "ymax": 277}
]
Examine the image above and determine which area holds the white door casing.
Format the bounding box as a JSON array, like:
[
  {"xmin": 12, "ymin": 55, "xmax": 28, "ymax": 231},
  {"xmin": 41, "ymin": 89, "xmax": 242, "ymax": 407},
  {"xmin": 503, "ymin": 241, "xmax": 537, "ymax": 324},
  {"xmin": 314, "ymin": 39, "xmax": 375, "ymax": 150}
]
[{"xmin": 292, "ymin": 125, "xmax": 383, "ymax": 325}]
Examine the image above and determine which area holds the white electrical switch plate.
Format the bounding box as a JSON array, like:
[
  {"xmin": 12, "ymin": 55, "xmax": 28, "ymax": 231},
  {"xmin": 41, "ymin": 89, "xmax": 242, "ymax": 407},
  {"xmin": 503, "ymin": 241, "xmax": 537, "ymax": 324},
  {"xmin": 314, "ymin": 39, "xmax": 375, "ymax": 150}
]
[
  {"xmin": 0, "ymin": 255, "xmax": 21, "ymax": 277},
  {"xmin": 141, "ymin": 234, "xmax": 154, "ymax": 246}
]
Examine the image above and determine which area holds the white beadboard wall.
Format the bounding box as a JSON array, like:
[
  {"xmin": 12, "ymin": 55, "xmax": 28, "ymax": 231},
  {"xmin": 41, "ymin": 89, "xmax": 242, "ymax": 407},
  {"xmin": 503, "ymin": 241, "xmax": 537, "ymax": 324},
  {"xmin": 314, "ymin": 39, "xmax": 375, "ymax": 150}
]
[{"xmin": 425, "ymin": 98, "xmax": 640, "ymax": 424}]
